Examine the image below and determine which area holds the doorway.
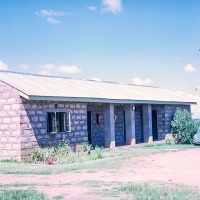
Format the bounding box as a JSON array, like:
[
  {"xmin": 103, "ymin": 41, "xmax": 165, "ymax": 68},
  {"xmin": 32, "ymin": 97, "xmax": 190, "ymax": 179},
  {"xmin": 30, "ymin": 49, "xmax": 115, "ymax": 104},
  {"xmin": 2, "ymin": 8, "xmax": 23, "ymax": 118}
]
[
  {"xmin": 152, "ymin": 110, "xmax": 158, "ymax": 140},
  {"xmin": 87, "ymin": 111, "xmax": 92, "ymax": 144}
]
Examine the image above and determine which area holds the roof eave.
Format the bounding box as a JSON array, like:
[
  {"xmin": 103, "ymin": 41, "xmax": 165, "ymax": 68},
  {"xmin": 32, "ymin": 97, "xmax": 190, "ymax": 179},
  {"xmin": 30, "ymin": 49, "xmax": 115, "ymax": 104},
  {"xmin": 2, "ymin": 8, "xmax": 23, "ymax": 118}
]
[{"xmin": 22, "ymin": 95, "xmax": 196, "ymax": 105}]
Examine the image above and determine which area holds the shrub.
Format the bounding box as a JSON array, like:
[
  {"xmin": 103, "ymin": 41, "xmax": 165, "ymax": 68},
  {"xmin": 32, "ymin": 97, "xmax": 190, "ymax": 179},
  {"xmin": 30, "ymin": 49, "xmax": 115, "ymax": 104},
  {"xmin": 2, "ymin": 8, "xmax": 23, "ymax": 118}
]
[
  {"xmin": 171, "ymin": 108, "xmax": 200, "ymax": 144},
  {"xmin": 25, "ymin": 141, "xmax": 104, "ymax": 164},
  {"xmin": 82, "ymin": 142, "xmax": 93, "ymax": 154},
  {"xmin": 90, "ymin": 146, "xmax": 103, "ymax": 160}
]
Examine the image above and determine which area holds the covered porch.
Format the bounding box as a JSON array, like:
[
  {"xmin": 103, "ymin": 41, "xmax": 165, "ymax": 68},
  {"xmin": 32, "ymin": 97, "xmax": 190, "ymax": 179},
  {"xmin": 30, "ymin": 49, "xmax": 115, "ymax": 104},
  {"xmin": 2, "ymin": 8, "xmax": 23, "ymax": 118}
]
[{"xmin": 87, "ymin": 103, "xmax": 162, "ymax": 148}]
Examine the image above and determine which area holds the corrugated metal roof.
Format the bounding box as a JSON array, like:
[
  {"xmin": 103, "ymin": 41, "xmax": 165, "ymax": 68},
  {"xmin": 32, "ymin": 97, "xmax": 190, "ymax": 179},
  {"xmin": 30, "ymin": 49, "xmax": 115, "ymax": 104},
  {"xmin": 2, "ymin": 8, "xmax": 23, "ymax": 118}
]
[{"xmin": 0, "ymin": 71, "xmax": 196, "ymax": 105}]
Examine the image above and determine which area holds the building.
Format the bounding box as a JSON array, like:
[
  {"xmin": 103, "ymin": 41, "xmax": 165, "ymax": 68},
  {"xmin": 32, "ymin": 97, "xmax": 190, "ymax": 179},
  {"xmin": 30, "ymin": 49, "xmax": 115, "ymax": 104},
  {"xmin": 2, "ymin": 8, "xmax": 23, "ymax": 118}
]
[{"xmin": 0, "ymin": 71, "xmax": 196, "ymax": 160}]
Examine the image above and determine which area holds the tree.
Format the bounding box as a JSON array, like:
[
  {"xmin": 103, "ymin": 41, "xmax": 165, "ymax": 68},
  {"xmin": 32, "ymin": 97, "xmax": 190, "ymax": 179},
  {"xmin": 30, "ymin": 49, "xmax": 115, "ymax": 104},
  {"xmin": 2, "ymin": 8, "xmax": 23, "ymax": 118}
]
[{"xmin": 171, "ymin": 108, "xmax": 200, "ymax": 144}]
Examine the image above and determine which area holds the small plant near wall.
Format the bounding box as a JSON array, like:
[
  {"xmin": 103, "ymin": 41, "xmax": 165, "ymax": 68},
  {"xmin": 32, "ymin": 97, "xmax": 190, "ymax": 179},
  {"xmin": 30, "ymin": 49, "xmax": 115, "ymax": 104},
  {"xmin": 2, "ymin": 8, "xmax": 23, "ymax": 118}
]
[
  {"xmin": 171, "ymin": 108, "xmax": 200, "ymax": 144},
  {"xmin": 25, "ymin": 141, "xmax": 104, "ymax": 164}
]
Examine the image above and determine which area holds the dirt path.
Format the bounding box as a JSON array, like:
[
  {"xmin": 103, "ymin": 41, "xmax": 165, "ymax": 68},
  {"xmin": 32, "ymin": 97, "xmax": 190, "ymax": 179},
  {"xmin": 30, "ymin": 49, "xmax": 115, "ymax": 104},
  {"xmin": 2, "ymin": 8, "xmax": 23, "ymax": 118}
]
[{"xmin": 1, "ymin": 148, "xmax": 200, "ymax": 199}]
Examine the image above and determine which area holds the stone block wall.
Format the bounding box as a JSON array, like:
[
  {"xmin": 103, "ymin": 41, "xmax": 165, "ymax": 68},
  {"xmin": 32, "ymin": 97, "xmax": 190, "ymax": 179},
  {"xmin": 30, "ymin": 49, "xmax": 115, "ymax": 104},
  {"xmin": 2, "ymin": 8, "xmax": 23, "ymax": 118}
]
[
  {"xmin": 20, "ymin": 99, "xmax": 88, "ymax": 155},
  {"xmin": 87, "ymin": 103, "xmax": 105, "ymax": 147},
  {"xmin": 135, "ymin": 105, "xmax": 143, "ymax": 143},
  {"xmin": 0, "ymin": 81, "xmax": 21, "ymax": 160},
  {"xmin": 114, "ymin": 105, "xmax": 125, "ymax": 146}
]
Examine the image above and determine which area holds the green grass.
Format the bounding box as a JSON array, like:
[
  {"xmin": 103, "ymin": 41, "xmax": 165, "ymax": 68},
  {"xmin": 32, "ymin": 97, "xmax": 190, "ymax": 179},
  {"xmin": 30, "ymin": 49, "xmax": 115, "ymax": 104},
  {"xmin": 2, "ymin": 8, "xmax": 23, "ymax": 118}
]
[
  {"xmin": 78, "ymin": 180, "xmax": 104, "ymax": 188},
  {"xmin": 0, "ymin": 183, "xmax": 33, "ymax": 188},
  {"xmin": 117, "ymin": 184, "xmax": 200, "ymax": 200},
  {"xmin": 0, "ymin": 143, "xmax": 198, "ymax": 175},
  {"xmin": 52, "ymin": 195, "xmax": 65, "ymax": 200},
  {"xmin": 141, "ymin": 143, "xmax": 196, "ymax": 149},
  {"xmin": 0, "ymin": 159, "xmax": 19, "ymax": 163},
  {"xmin": 0, "ymin": 190, "xmax": 48, "ymax": 200}
]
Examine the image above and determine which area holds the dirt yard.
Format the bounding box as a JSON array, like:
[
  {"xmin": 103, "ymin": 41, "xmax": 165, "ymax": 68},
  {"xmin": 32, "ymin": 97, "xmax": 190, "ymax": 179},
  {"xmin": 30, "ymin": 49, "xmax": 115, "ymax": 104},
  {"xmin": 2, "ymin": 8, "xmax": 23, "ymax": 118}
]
[{"xmin": 1, "ymin": 147, "xmax": 200, "ymax": 199}]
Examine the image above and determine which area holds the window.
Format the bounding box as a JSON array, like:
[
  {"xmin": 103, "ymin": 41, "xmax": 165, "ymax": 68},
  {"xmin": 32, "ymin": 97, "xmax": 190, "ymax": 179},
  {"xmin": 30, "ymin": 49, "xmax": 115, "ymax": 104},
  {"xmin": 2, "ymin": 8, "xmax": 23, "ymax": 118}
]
[{"xmin": 47, "ymin": 112, "xmax": 71, "ymax": 133}]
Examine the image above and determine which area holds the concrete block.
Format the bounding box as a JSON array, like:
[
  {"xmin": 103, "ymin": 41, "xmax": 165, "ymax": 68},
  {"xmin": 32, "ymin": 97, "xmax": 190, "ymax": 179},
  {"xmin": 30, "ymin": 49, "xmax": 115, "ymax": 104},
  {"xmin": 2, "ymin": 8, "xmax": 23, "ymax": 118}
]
[
  {"xmin": 58, "ymin": 104, "xmax": 64, "ymax": 108},
  {"xmin": 1, "ymin": 137, "xmax": 7, "ymax": 142},
  {"xmin": 7, "ymin": 98, "xmax": 16, "ymax": 103},
  {"xmin": 71, "ymin": 138, "xmax": 76, "ymax": 142},
  {"xmin": 36, "ymin": 110, "xmax": 43, "ymax": 115},
  {"xmin": 12, "ymin": 104, "xmax": 20, "ymax": 109},
  {"xmin": 13, "ymin": 144, "xmax": 21, "ymax": 149},
  {"xmin": 0, "ymin": 99, "xmax": 6, "ymax": 103},
  {"xmin": 4, "ymin": 105, "xmax": 11, "ymax": 109},
  {"xmin": 8, "ymin": 110, "xmax": 17, "ymax": 116},
  {"xmin": 11, "ymin": 117, "xmax": 20, "ymax": 122},
  {"xmin": 28, "ymin": 110, "xmax": 35, "ymax": 115},
  {"xmin": 40, "ymin": 129, "xmax": 46, "ymax": 134},
  {"xmin": 70, "ymin": 104, "xmax": 75, "ymax": 108},
  {"xmin": 0, "ymin": 124, "xmax": 8, "ymax": 129},
  {"xmin": 39, "ymin": 116, "xmax": 45, "ymax": 122},
  {"xmin": 32, "ymin": 104, "xmax": 38, "ymax": 109},
  {"xmin": 3, "ymin": 117, "xmax": 11, "ymax": 123},
  {"xmin": 81, "ymin": 104, "xmax": 87, "ymax": 109},
  {"xmin": 76, "ymin": 104, "xmax": 81, "ymax": 108},
  {"xmin": 0, "ymin": 111, "xmax": 7, "ymax": 116},
  {"xmin": 31, "ymin": 116, "xmax": 39, "ymax": 122}
]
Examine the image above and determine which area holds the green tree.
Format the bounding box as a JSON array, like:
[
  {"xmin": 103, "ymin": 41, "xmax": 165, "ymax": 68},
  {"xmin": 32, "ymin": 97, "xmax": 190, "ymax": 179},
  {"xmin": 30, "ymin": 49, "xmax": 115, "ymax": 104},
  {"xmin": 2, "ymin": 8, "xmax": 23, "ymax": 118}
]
[{"xmin": 171, "ymin": 108, "xmax": 200, "ymax": 144}]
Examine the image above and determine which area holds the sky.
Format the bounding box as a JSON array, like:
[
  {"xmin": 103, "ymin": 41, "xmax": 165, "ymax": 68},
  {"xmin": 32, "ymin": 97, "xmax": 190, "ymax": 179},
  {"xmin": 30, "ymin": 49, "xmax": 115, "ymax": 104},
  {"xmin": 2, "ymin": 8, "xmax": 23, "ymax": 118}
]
[{"xmin": 0, "ymin": 0, "xmax": 200, "ymax": 97}]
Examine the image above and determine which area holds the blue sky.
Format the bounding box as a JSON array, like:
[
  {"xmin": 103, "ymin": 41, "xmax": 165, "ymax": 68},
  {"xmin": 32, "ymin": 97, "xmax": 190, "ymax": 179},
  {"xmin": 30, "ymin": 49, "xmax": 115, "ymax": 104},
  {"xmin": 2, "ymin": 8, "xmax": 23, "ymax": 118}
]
[{"xmin": 0, "ymin": 0, "xmax": 200, "ymax": 95}]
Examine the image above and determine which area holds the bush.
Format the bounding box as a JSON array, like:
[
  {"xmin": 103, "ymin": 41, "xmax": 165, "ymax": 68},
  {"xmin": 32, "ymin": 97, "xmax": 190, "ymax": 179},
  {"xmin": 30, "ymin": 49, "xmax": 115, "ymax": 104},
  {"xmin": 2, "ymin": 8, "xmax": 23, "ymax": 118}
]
[
  {"xmin": 171, "ymin": 108, "xmax": 200, "ymax": 144},
  {"xmin": 25, "ymin": 141, "xmax": 104, "ymax": 164},
  {"xmin": 90, "ymin": 146, "xmax": 103, "ymax": 160}
]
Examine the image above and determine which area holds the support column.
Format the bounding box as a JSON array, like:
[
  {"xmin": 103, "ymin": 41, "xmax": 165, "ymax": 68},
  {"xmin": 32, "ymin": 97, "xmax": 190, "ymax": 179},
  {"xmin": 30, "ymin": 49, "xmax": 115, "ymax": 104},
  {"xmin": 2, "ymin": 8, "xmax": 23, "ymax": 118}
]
[
  {"xmin": 125, "ymin": 105, "xmax": 136, "ymax": 145},
  {"xmin": 142, "ymin": 104, "xmax": 153, "ymax": 143},
  {"xmin": 103, "ymin": 104, "xmax": 115, "ymax": 148}
]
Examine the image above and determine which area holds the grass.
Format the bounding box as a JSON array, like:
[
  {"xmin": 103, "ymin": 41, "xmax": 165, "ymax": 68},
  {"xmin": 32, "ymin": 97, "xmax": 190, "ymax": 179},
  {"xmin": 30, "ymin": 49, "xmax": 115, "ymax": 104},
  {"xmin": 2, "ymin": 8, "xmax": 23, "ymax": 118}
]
[
  {"xmin": 141, "ymin": 143, "xmax": 196, "ymax": 150},
  {"xmin": 0, "ymin": 190, "xmax": 48, "ymax": 200},
  {"xmin": 117, "ymin": 184, "xmax": 200, "ymax": 200},
  {"xmin": 0, "ymin": 143, "xmax": 199, "ymax": 199},
  {"xmin": 52, "ymin": 195, "xmax": 65, "ymax": 200},
  {"xmin": 78, "ymin": 180, "xmax": 104, "ymax": 188},
  {"xmin": 0, "ymin": 159, "xmax": 19, "ymax": 163},
  {"xmin": 0, "ymin": 183, "xmax": 34, "ymax": 188},
  {"xmin": 0, "ymin": 143, "xmax": 198, "ymax": 175}
]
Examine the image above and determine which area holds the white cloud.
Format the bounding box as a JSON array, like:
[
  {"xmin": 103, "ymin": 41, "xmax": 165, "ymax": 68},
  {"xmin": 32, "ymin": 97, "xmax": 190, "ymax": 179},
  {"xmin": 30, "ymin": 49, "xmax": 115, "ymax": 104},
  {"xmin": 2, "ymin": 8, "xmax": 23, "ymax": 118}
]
[
  {"xmin": 88, "ymin": 6, "xmax": 97, "ymax": 11},
  {"xmin": 36, "ymin": 10, "xmax": 65, "ymax": 17},
  {"xmin": 132, "ymin": 77, "xmax": 153, "ymax": 85},
  {"xmin": 102, "ymin": 0, "xmax": 123, "ymax": 13},
  {"xmin": 46, "ymin": 18, "xmax": 62, "ymax": 24},
  {"xmin": 184, "ymin": 64, "xmax": 197, "ymax": 73},
  {"xmin": 39, "ymin": 63, "xmax": 81, "ymax": 75},
  {"xmin": 43, "ymin": 63, "xmax": 55, "ymax": 71},
  {"xmin": 90, "ymin": 77, "xmax": 102, "ymax": 82},
  {"xmin": 20, "ymin": 64, "xmax": 30, "ymax": 70},
  {"xmin": 58, "ymin": 65, "xmax": 81, "ymax": 73},
  {"xmin": 36, "ymin": 9, "xmax": 65, "ymax": 24},
  {"xmin": 0, "ymin": 60, "xmax": 8, "ymax": 70}
]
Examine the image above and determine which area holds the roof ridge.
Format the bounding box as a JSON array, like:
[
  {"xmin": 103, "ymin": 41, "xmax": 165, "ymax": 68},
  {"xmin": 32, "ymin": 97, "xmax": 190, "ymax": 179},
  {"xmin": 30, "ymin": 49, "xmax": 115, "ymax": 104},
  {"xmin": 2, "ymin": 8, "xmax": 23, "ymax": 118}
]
[{"xmin": 0, "ymin": 70, "xmax": 159, "ymax": 89}]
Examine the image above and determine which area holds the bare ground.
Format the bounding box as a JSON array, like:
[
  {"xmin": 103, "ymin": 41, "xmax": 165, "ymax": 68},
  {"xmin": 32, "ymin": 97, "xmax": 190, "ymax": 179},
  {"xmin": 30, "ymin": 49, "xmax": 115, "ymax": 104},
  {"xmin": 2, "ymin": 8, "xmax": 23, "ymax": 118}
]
[{"xmin": 1, "ymin": 148, "xmax": 200, "ymax": 199}]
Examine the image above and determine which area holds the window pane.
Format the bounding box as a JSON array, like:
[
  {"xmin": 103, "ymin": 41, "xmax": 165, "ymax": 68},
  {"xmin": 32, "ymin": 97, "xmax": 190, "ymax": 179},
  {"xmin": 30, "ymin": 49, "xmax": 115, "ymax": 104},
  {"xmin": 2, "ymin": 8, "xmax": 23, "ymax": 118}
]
[
  {"xmin": 52, "ymin": 112, "xmax": 57, "ymax": 133},
  {"xmin": 47, "ymin": 112, "xmax": 57, "ymax": 133},
  {"xmin": 56, "ymin": 112, "xmax": 61, "ymax": 132},
  {"xmin": 65, "ymin": 112, "xmax": 71, "ymax": 132},
  {"xmin": 60, "ymin": 113, "xmax": 65, "ymax": 132}
]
